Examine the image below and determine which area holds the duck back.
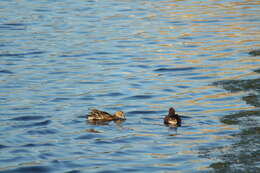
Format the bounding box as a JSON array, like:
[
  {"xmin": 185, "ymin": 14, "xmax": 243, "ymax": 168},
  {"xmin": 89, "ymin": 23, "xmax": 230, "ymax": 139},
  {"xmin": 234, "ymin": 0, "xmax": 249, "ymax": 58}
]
[
  {"xmin": 164, "ymin": 115, "xmax": 181, "ymax": 126},
  {"xmin": 87, "ymin": 109, "xmax": 113, "ymax": 121}
]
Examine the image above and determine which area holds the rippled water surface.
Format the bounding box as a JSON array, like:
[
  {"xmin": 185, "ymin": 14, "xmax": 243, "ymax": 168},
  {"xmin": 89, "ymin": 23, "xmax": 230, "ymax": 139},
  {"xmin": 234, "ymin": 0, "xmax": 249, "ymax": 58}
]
[{"xmin": 1, "ymin": 1, "xmax": 260, "ymax": 172}]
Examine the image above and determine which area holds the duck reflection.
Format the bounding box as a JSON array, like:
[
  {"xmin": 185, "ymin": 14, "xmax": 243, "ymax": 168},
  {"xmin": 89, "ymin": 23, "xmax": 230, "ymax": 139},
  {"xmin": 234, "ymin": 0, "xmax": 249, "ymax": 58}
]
[
  {"xmin": 168, "ymin": 125, "xmax": 178, "ymax": 136},
  {"xmin": 87, "ymin": 118, "xmax": 125, "ymax": 126}
]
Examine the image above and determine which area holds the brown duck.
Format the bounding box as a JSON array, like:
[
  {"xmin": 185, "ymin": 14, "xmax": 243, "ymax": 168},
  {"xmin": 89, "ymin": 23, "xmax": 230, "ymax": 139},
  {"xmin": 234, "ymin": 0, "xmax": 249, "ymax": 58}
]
[
  {"xmin": 87, "ymin": 109, "xmax": 125, "ymax": 121},
  {"xmin": 164, "ymin": 107, "xmax": 181, "ymax": 126}
]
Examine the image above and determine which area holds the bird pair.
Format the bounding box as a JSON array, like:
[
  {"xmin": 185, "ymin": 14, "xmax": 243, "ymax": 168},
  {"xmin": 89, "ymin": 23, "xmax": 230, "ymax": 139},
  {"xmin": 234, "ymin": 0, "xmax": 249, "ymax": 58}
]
[{"xmin": 87, "ymin": 107, "xmax": 181, "ymax": 126}]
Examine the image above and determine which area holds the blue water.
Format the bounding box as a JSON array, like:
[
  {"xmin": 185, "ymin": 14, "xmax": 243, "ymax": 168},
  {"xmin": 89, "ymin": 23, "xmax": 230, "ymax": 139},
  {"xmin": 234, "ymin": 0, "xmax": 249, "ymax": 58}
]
[{"xmin": 0, "ymin": 1, "xmax": 259, "ymax": 172}]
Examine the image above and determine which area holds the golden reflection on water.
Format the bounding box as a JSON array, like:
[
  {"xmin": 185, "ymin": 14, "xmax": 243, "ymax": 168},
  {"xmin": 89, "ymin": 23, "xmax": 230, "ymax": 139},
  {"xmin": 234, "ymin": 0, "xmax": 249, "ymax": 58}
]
[
  {"xmin": 149, "ymin": 0, "xmax": 260, "ymax": 55},
  {"xmin": 196, "ymin": 166, "xmax": 211, "ymax": 171},
  {"xmin": 133, "ymin": 133, "xmax": 155, "ymax": 137},
  {"xmin": 155, "ymin": 163, "xmax": 178, "ymax": 167},
  {"xmin": 201, "ymin": 106, "xmax": 255, "ymax": 113},
  {"xmin": 188, "ymin": 90, "xmax": 241, "ymax": 103},
  {"xmin": 183, "ymin": 126, "xmax": 236, "ymax": 136},
  {"xmin": 146, "ymin": 153, "xmax": 170, "ymax": 159},
  {"xmin": 178, "ymin": 150, "xmax": 197, "ymax": 155}
]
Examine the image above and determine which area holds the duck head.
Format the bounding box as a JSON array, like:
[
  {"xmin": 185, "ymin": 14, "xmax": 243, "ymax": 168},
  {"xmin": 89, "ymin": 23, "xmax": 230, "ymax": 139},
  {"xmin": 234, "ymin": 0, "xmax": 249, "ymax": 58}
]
[
  {"xmin": 168, "ymin": 107, "xmax": 175, "ymax": 116},
  {"xmin": 114, "ymin": 111, "xmax": 125, "ymax": 120}
]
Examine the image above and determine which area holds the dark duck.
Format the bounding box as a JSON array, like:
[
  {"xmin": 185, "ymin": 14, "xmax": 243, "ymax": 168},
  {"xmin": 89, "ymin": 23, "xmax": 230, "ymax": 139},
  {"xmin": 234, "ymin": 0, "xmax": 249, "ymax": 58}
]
[
  {"xmin": 87, "ymin": 109, "xmax": 125, "ymax": 122},
  {"xmin": 164, "ymin": 107, "xmax": 181, "ymax": 126}
]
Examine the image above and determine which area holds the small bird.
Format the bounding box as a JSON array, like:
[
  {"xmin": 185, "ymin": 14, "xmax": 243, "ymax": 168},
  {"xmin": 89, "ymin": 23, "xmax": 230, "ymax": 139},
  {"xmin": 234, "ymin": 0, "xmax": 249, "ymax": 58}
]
[
  {"xmin": 87, "ymin": 109, "xmax": 125, "ymax": 122},
  {"xmin": 164, "ymin": 107, "xmax": 181, "ymax": 126}
]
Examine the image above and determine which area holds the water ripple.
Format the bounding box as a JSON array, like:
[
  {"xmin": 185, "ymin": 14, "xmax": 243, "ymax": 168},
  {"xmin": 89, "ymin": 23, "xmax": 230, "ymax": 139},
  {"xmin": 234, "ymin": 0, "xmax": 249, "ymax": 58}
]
[
  {"xmin": 0, "ymin": 70, "xmax": 13, "ymax": 74},
  {"xmin": 0, "ymin": 144, "xmax": 9, "ymax": 149},
  {"xmin": 0, "ymin": 51, "xmax": 45, "ymax": 57},
  {"xmin": 0, "ymin": 166, "xmax": 50, "ymax": 173},
  {"xmin": 10, "ymin": 116, "xmax": 45, "ymax": 121},
  {"xmin": 128, "ymin": 110, "xmax": 162, "ymax": 115},
  {"xmin": 27, "ymin": 129, "xmax": 58, "ymax": 135},
  {"xmin": 75, "ymin": 134, "xmax": 101, "ymax": 140},
  {"xmin": 125, "ymin": 95, "xmax": 156, "ymax": 100},
  {"xmin": 14, "ymin": 120, "xmax": 52, "ymax": 128},
  {"xmin": 154, "ymin": 67, "xmax": 197, "ymax": 72}
]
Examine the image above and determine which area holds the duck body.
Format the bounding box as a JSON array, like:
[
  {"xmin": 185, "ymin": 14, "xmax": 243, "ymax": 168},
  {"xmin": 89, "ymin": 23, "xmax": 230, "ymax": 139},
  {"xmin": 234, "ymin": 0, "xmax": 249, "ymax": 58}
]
[
  {"xmin": 164, "ymin": 107, "xmax": 181, "ymax": 126},
  {"xmin": 87, "ymin": 109, "xmax": 125, "ymax": 122}
]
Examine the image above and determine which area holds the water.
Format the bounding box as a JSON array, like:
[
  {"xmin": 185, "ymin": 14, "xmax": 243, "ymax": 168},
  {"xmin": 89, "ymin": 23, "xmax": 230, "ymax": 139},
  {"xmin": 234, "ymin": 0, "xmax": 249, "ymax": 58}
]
[{"xmin": 0, "ymin": 0, "xmax": 259, "ymax": 172}]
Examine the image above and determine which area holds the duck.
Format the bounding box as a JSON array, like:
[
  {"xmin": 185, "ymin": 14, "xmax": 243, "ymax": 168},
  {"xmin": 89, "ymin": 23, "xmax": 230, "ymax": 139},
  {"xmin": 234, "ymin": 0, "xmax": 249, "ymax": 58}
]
[
  {"xmin": 164, "ymin": 107, "xmax": 181, "ymax": 126},
  {"xmin": 87, "ymin": 109, "xmax": 125, "ymax": 122}
]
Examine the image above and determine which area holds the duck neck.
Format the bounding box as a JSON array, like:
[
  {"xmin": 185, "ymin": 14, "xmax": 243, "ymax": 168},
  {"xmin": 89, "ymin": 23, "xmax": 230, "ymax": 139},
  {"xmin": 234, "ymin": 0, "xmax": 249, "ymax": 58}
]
[
  {"xmin": 112, "ymin": 114, "xmax": 118, "ymax": 119},
  {"xmin": 169, "ymin": 113, "xmax": 177, "ymax": 117}
]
